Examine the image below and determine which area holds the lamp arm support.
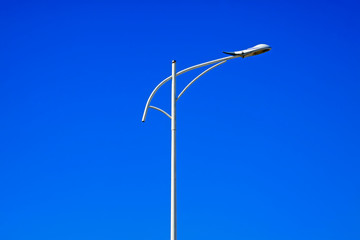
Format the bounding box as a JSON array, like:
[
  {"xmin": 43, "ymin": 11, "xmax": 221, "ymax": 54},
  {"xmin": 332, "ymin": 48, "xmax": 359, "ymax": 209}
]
[
  {"xmin": 142, "ymin": 55, "xmax": 240, "ymax": 122},
  {"xmin": 176, "ymin": 60, "xmax": 227, "ymax": 101},
  {"xmin": 149, "ymin": 106, "xmax": 172, "ymax": 119}
]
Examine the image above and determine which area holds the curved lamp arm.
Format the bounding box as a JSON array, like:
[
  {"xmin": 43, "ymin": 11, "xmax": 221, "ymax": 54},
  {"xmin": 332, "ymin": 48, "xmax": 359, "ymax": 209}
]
[
  {"xmin": 142, "ymin": 55, "xmax": 241, "ymax": 122},
  {"xmin": 176, "ymin": 60, "xmax": 227, "ymax": 101}
]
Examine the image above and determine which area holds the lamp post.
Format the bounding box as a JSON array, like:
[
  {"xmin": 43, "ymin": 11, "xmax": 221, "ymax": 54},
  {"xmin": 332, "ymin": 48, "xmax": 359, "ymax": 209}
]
[{"xmin": 142, "ymin": 44, "xmax": 271, "ymax": 240}]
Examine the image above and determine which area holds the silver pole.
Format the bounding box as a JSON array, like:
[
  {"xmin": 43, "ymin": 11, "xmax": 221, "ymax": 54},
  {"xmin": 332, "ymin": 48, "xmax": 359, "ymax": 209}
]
[{"xmin": 171, "ymin": 60, "xmax": 177, "ymax": 240}]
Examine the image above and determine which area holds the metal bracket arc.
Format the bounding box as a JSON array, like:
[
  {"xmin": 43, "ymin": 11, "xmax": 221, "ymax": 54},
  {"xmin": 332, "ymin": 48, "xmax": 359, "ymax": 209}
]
[
  {"xmin": 142, "ymin": 54, "xmax": 241, "ymax": 122},
  {"xmin": 149, "ymin": 106, "xmax": 172, "ymax": 119},
  {"xmin": 176, "ymin": 60, "xmax": 227, "ymax": 101}
]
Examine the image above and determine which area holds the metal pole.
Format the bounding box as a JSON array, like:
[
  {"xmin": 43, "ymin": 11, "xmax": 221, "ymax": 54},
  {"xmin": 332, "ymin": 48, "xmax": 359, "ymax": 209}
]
[{"xmin": 171, "ymin": 60, "xmax": 177, "ymax": 240}]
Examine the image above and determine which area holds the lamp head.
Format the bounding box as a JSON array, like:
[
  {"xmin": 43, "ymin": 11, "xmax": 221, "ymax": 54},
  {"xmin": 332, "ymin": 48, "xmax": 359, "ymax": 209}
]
[{"xmin": 223, "ymin": 44, "xmax": 271, "ymax": 58}]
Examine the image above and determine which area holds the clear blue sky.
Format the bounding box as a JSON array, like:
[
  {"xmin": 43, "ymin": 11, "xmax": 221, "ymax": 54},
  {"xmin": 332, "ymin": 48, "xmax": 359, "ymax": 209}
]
[{"xmin": 1, "ymin": 1, "xmax": 360, "ymax": 239}]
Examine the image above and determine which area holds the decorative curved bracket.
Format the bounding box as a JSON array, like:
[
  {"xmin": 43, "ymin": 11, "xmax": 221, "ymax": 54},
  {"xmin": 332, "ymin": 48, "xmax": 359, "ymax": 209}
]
[
  {"xmin": 142, "ymin": 54, "xmax": 241, "ymax": 122},
  {"xmin": 149, "ymin": 106, "xmax": 172, "ymax": 119},
  {"xmin": 176, "ymin": 60, "xmax": 227, "ymax": 101}
]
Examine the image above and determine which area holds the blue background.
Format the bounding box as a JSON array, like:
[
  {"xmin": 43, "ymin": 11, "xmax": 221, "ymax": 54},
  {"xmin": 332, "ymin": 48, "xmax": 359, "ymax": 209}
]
[{"xmin": 1, "ymin": 0, "xmax": 360, "ymax": 239}]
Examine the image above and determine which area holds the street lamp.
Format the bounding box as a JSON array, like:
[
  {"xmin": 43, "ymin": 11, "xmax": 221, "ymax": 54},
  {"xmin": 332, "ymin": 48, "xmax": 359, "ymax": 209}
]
[{"xmin": 141, "ymin": 44, "xmax": 271, "ymax": 240}]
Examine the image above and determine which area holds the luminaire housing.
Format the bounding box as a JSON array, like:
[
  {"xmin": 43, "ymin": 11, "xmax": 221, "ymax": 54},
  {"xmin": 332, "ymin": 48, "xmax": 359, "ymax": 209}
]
[{"xmin": 223, "ymin": 44, "xmax": 271, "ymax": 58}]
